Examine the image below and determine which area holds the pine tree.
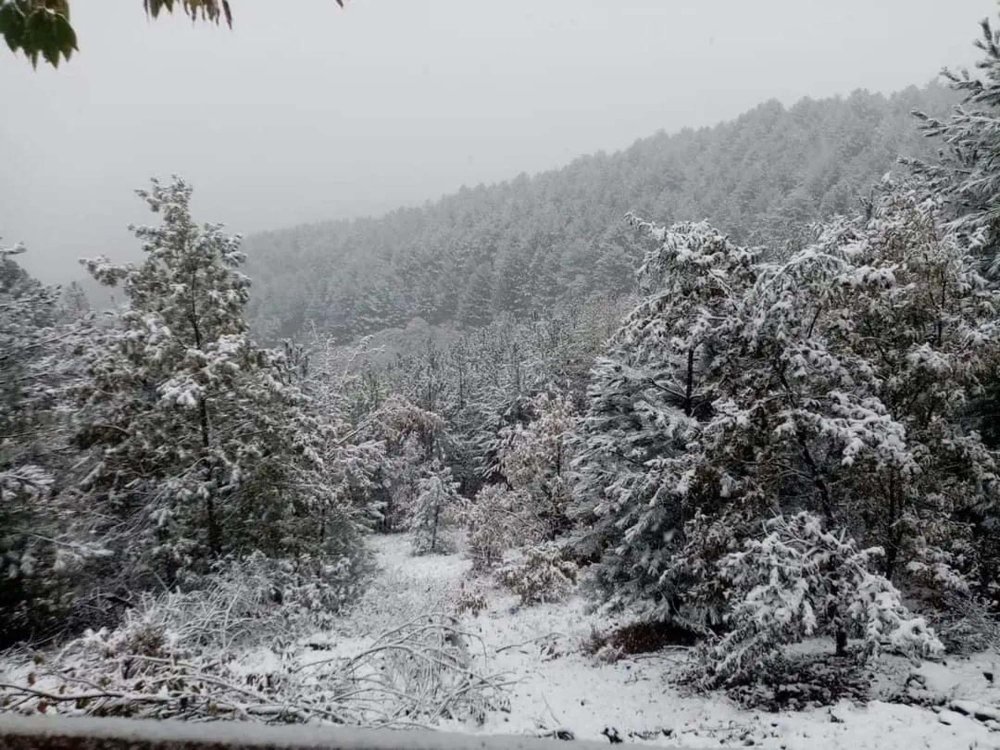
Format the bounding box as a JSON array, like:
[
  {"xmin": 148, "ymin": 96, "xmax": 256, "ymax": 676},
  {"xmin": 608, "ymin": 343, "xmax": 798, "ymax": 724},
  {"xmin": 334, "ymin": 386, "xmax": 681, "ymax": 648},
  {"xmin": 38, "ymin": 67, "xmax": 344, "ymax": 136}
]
[
  {"xmin": 497, "ymin": 391, "xmax": 576, "ymax": 539},
  {"xmin": 364, "ymin": 394, "xmax": 446, "ymax": 531},
  {"xmin": 910, "ymin": 16, "xmax": 1000, "ymax": 276},
  {"xmin": 723, "ymin": 178, "xmax": 1000, "ymax": 593},
  {"xmin": 575, "ymin": 182, "xmax": 1000, "ymax": 626},
  {"xmin": 694, "ymin": 512, "xmax": 942, "ymax": 688},
  {"xmin": 75, "ymin": 178, "xmax": 364, "ymax": 586},
  {"xmin": 571, "ymin": 221, "xmax": 758, "ymax": 625},
  {"xmin": 410, "ymin": 462, "xmax": 463, "ymax": 556},
  {"xmin": 466, "ymin": 484, "xmax": 538, "ymax": 570},
  {"xmin": 0, "ymin": 244, "xmax": 103, "ymax": 643},
  {"xmin": 908, "ymin": 15, "xmax": 1000, "ymax": 460}
]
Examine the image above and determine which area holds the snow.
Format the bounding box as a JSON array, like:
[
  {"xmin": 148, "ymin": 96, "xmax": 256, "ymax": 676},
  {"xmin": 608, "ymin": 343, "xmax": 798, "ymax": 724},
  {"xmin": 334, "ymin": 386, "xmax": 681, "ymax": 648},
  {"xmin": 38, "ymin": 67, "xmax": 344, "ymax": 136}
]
[
  {"xmin": 333, "ymin": 534, "xmax": 1000, "ymax": 749},
  {"xmin": 2, "ymin": 533, "xmax": 998, "ymax": 749}
]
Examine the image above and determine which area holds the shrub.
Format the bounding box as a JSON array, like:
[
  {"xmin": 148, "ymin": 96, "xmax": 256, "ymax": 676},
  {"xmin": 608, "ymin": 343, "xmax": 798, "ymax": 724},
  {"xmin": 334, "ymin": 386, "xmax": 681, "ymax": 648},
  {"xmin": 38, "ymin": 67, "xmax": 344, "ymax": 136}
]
[
  {"xmin": 465, "ymin": 484, "xmax": 540, "ymax": 571},
  {"xmin": 498, "ymin": 542, "xmax": 578, "ymax": 605},
  {"xmin": 690, "ymin": 512, "xmax": 943, "ymax": 689},
  {"xmin": 410, "ymin": 463, "xmax": 464, "ymax": 555}
]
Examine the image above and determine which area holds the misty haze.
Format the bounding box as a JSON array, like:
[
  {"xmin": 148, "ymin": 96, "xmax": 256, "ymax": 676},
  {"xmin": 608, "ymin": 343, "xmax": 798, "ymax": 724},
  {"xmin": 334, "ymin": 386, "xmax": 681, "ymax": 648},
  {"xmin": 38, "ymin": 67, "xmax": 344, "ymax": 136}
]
[{"xmin": 2, "ymin": 2, "xmax": 1000, "ymax": 748}]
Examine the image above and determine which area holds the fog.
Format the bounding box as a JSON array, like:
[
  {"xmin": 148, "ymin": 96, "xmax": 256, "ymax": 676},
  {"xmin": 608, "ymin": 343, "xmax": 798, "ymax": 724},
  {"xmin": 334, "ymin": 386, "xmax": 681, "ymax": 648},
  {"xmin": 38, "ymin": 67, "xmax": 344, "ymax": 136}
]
[{"xmin": 1, "ymin": 0, "xmax": 993, "ymax": 282}]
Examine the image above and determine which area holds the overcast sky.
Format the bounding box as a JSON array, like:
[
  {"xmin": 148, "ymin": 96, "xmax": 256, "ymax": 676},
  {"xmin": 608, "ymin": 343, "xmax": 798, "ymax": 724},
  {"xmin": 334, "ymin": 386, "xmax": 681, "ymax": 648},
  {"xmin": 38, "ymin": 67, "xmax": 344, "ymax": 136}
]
[{"xmin": 1, "ymin": 0, "xmax": 995, "ymax": 282}]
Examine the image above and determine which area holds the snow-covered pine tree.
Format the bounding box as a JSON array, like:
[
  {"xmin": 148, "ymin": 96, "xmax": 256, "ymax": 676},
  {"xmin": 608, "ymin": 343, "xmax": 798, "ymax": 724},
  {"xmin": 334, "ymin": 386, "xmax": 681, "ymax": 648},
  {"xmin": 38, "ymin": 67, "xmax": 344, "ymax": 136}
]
[
  {"xmin": 719, "ymin": 178, "xmax": 1000, "ymax": 597},
  {"xmin": 907, "ymin": 15, "xmax": 1000, "ymax": 459},
  {"xmin": 288, "ymin": 335, "xmax": 388, "ymax": 540},
  {"xmin": 694, "ymin": 512, "xmax": 942, "ymax": 689},
  {"xmin": 496, "ymin": 391, "xmax": 576, "ymax": 539},
  {"xmin": 570, "ymin": 220, "xmax": 759, "ymax": 625},
  {"xmin": 575, "ymin": 181, "xmax": 1000, "ymax": 627},
  {"xmin": 410, "ymin": 462, "xmax": 463, "ymax": 555},
  {"xmin": 0, "ymin": 244, "xmax": 104, "ymax": 643},
  {"xmin": 909, "ymin": 16, "xmax": 1000, "ymax": 276},
  {"xmin": 58, "ymin": 281, "xmax": 90, "ymax": 321},
  {"xmin": 364, "ymin": 394, "xmax": 446, "ymax": 531},
  {"xmin": 75, "ymin": 178, "xmax": 365, "ymax": 586},
  {"xmin": 465, "ymin": 483, "xmax": 538, "ymax": 570}
]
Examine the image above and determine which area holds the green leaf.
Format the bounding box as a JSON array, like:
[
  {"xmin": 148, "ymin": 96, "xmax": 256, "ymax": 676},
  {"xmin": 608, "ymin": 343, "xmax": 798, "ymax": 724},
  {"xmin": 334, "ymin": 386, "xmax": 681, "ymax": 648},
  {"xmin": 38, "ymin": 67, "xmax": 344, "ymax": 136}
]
[
  {"xmin": 24, "ymin": 9, "xmax": 56, "ymax": 61},
  {"xmin": 52, "ymin": 12, "xmax": 76, "ymax": 55},
  {"xmin": 0, "ymin": 3, "xmax": 27, "ymax": 54},
  {"xmin": 19, "ymin": 5, "xmax": 75, "ymax": 68}
]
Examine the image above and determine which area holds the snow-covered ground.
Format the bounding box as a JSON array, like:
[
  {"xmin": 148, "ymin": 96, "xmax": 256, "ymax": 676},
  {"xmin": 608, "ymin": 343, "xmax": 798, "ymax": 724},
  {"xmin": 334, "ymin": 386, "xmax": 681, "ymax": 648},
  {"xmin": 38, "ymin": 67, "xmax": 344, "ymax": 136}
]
[
  {"xmin": 2, "ymin": 533, "xmax": 998, "ymax": 749},
  {"xmin": 336, "ymin": 534, "xmax": 1000, "ymax": 750}
]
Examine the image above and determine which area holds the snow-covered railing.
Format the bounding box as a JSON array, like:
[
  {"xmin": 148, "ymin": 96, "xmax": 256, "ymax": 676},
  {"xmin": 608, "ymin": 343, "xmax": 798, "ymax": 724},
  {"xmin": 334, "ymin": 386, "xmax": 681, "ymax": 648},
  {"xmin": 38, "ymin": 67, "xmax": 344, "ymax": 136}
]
[{"xmin": 0, "ymin": 715, "xmax": 649, "ymax": 750}]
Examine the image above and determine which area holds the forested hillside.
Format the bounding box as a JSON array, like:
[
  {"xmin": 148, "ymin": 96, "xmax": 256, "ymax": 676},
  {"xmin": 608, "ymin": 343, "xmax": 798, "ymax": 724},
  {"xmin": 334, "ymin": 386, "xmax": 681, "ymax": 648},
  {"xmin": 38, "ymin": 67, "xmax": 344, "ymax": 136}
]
[
  {"xmin": 7, "ymin": 6, "xmax": 1000, "ymax": 745},
  {"xmin": 246, "ymin": 84, "xmax": 956, "ymax": 341}
]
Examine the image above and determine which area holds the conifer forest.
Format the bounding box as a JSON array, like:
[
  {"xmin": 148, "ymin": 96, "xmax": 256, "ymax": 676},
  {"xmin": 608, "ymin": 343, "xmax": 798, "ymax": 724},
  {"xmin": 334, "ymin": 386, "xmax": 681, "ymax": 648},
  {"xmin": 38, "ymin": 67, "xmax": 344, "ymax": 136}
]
[{"xmin": 3, "ymin": 2, "xmax": 1000, "ymax": 747}]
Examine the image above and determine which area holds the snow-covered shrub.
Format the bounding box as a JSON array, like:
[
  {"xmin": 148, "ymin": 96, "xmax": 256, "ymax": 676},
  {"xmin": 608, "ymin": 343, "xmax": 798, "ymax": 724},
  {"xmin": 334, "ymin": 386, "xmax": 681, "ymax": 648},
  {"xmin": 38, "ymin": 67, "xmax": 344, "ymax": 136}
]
[
  {"xmin": 410, "ymin": 463, "xmax": 464, "ymax": 555},
  {"xmin": 465, "ymin": 484, "xmax": 540, "ymax": 571},
  {"xmin": 582, "ymin": 620, "xmax": 698, "ymax": 664},
  {"xmin": 204, "ymin": 552, "xmax": 372, "ymax": 632},
  {"xmin": 725, "ymin": 651, "xmax": 873, "ymax": 710},
  {"xmin": 73, "ymin": 551, "xmax": 372, "ymax": 660},
  {"xmin": 929, "ymin": 594, "xmax": 1000, "ymax": 654},
  {"xmin": 366, "ymin": 614, "xmax": 500, "ymax": 726},
  {"xmin": 454, "ymin": 579, "xmax": 489, "ymax": 616},
  {"xmin": 691, "ymin": 513, "xmax": 943, "ymax": 689},
  {"xmin": 498, "ymin": 542, "xmax": 578, "ymax": 605},
  {"xmin": 0, "ymin": 610, "xmax": 504, "ymax": 727},
  {"xmin": 496, "ymin": 391, "xmax": 577, "ymax": 539},
  {"xmin": 364, "ymin": 395, "xmax": 447, "ymax": 531}
]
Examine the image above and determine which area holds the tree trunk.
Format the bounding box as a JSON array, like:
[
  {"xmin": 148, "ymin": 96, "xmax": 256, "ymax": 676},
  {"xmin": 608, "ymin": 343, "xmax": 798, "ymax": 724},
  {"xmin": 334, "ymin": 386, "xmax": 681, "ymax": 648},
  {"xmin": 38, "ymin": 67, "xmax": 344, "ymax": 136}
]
[
  {"xmin": 683, "ymin": 347, "xmax": 695, "ymax": 417},
  {"xmin": 430, "ymin": 499, "xmax": 440, "ymax": 553},
  {"xmin": 835, "ymin": 627, "xmax": 848, "ymax": 656}
]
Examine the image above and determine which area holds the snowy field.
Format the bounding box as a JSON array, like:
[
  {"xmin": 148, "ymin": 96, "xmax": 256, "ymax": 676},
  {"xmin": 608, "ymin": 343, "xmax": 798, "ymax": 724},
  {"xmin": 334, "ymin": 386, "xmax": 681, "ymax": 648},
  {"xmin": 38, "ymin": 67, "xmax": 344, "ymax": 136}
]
[
  {"xmin": 2, "ymin": 532, "xmax": 999, "ymax": 750},
  {"xmin": 312, "ymin": 534, "xmax": 1000, "ymax": 750}
]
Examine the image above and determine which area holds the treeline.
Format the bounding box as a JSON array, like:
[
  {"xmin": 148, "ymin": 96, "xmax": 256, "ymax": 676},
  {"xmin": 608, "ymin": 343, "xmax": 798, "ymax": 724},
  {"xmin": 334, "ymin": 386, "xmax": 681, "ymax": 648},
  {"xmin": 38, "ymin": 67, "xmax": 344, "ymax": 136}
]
[{"xmin": 245, "ymin": 84, "xmax": 956, "ymax": 341}]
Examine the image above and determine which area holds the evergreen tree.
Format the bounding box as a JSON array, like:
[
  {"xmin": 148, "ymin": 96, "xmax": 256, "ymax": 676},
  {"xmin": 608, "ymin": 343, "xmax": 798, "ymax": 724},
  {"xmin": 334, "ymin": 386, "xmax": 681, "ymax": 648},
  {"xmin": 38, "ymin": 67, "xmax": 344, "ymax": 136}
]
[
  {"xmin": 0, "ymin": 243, "xmax": 102, "ymax": 643},
  {"xmin": 75, "ymin": 178, "xmax": 364, "ymax": 586},
  {"xmin": 410, "ymin": 462, "xmax": 462, "ymax": 556},
  {"xmin": 694, "ymin": 512, "xmax": 942, "ymax": 688},
  {"xmin": 575, "ymin": 181, "xmax": 1000, "ymax": 626},
  {"xmin": 911, "ymin": 17, "xmax": 1000, "ymax": 277},
  {"xmin": 497, "ymin": 391, "xmax": 576, "ymax": 539},
  {"xmin": 723, "ymin": 179, "xmax": 1000, "ymax": 594},
  {"xmin": 571, "ymin": 221, "xmax": 758, "ymax": 625}
]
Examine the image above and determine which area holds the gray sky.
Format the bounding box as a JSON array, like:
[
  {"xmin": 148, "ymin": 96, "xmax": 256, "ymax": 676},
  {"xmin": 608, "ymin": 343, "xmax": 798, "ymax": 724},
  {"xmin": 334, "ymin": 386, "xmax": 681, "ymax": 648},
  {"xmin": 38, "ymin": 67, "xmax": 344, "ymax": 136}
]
[{"xmin": 1, "ymin": 0, "xmax": 995, "ymax": 282}]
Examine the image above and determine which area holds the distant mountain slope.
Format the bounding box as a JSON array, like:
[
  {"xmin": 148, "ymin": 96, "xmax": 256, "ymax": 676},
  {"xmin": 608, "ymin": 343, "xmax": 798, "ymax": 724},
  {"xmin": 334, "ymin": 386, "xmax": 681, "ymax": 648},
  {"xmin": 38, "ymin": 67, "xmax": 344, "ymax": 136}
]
[{"xmin": 244, "ymin": 84, "xmax": 955, "ymax": 341}]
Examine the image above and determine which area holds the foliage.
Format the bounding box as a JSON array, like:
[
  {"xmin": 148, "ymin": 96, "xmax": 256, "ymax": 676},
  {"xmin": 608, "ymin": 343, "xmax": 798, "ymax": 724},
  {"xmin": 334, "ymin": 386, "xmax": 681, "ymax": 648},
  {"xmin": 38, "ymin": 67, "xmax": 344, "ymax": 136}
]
[
  {"xmin": 362, "ymin": 394, "xmax": 446, "ymax": 531},
  {"xmin": 410, "ymin": 463, "xmax": 463, "ymax": 556},
  {"xmin": 498, "ymin": 542, "xmax": 578, "ymax": 606},
  {"xmin": 690, "ymin": 513, "xmax": 943, "ymax": 690},
  {"xmin": 465, "ymin": 484, "xmax": 539, "ymax": 571},
  {"xmin": 909, "ymin": 17, "xmax": 1000, "ymax": 277},
  {"xmin": 0, "ymin": 243, "xmax": 108, "ymax": 644},
  {"xmin": 0, "ymin": 0, "xmax": 344, "ymax": 68},
  {"xmin": 245, "ymin": 85, "xmax": 956, "ymax": 341},
  {"xmin": 74, "ymin": 177, "xmax": 371, "ymax": 590},
  {"xmin": 571, "ymin": 220, "xmax": 758, "ymax": 626},
  {"xmin": 575, "ymin": 175, "xmax": 1000, "ymax": 633},
  {"xmin": 0, "ymin": 1, "xmax": 76, "ymax": 68},
  {"xmin": 496, "ymin": 391, "xmax": 576, "ymax": 539},
  {"xmin": 0, "ymin": 607, "xmax": 502, "ymax": 728}
]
